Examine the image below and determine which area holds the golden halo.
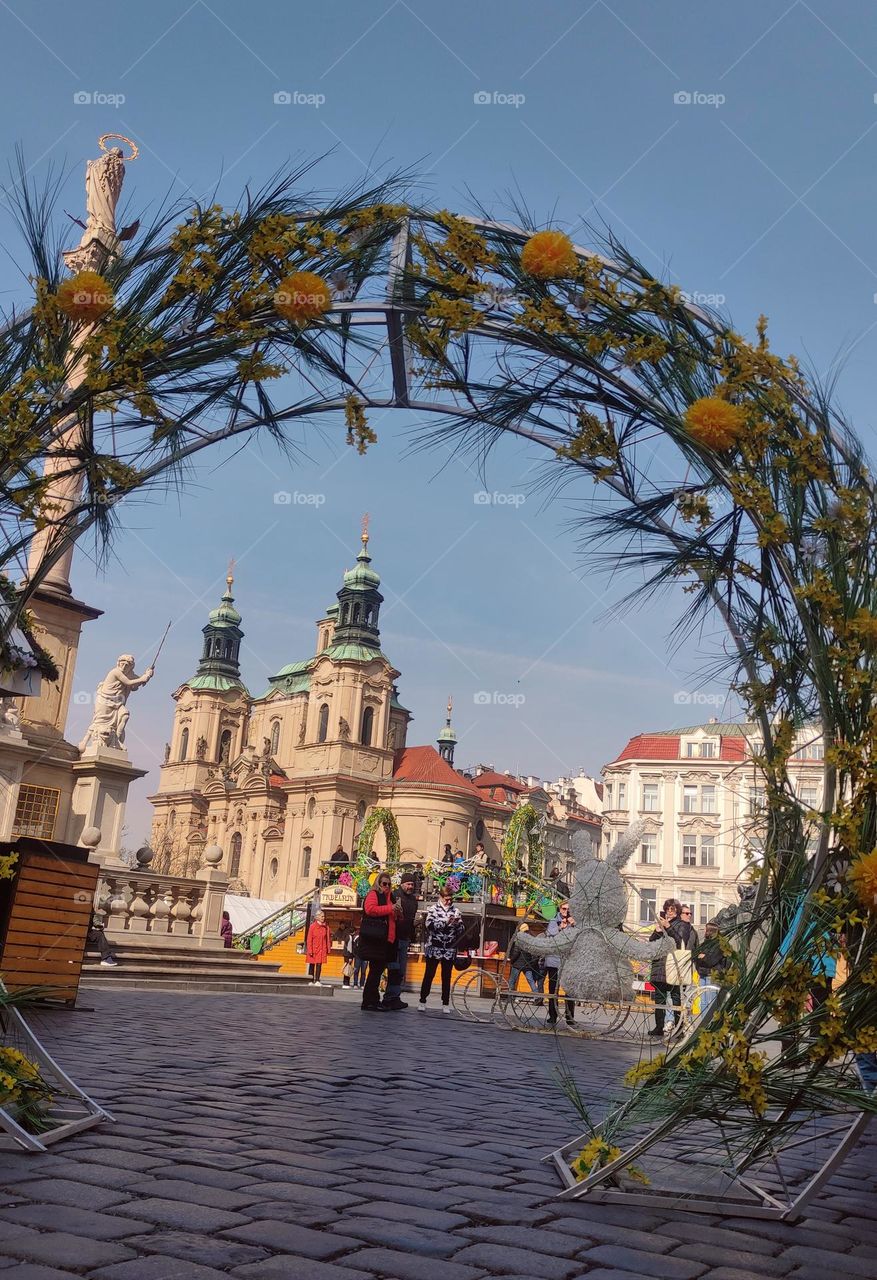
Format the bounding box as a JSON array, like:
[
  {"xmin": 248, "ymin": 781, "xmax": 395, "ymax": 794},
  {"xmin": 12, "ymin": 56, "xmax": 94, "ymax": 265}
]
[{"xmin": 98, "ymin": 133, "xmax": 139, "ymax": 161}]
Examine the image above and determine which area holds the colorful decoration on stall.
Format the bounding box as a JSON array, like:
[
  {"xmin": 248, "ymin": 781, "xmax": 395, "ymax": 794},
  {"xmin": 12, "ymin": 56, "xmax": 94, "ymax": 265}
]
[
  {"xmin": 423, "ymin": 858, "xmax": 484, "ymax": 902},
  {"xmin": 355, "ymin": 806, "xmax": 401, "ymax": 871},
  {"xmin": 502, "ymin": 802, "xmax": 542, "ymax": 880}
]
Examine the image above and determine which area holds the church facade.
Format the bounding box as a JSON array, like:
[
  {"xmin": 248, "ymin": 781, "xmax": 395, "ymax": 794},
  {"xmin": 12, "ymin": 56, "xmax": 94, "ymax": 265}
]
[{"xmin": 149, "ymin": 529, "xmax": 580, "ymax": 903}]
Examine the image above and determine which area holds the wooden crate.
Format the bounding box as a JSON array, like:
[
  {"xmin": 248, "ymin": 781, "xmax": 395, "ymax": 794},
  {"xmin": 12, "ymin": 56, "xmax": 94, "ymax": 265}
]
[{"xmin": 0, "ymin": 838, "xmax": 98, "ymax": 1005}]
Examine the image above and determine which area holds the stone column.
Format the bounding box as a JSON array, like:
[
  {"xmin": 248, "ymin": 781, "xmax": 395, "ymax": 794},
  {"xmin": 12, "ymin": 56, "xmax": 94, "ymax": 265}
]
[
  {"xmin": 195, "ymin": 844, "xmax": 228, "ymax": 949},
  {"xmin": 70, "ymin": 746, "xmax": 148, "ymax": 866}
]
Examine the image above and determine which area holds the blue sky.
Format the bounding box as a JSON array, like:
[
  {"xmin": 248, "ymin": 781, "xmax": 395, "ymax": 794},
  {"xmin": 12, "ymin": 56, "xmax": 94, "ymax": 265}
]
[{"xmin": 4, "ymin": 1, "xmax": 877, "ymax": 843}]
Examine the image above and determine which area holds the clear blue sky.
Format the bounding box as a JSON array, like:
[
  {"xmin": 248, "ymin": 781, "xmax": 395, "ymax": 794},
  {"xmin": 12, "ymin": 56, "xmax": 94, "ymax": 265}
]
[{"xmin": 3, "ymin": 2, "xmax": 877, "ymax": 843}]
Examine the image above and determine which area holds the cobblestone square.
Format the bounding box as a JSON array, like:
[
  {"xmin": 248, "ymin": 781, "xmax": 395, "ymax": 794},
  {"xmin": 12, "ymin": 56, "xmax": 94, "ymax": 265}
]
[{"xmin": 0, "ymin": 992, "xmax": 875, "ymax": 1280}]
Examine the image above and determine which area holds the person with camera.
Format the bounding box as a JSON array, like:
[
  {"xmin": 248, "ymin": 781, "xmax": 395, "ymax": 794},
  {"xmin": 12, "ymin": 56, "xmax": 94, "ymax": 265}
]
[
  {"xmin": 359, "ymin": 873, "xmax": 402, "ymax": 1011},
  {"xmin": 648, "ymin": 898, "xmax": 698, "ymax": 1036},
  {"xmin": 418, "ymin": 884, "xmax": 465, "ymax": 1014}
]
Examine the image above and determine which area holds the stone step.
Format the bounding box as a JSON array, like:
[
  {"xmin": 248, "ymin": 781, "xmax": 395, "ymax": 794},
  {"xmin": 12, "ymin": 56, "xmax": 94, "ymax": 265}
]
[
  {"xmin": 79, "ymin": 973, "xmax": 334, "ymax": 996},
  {"xmin": 85, "ymin": 953, "xmax": 286, "ymax": 976}
]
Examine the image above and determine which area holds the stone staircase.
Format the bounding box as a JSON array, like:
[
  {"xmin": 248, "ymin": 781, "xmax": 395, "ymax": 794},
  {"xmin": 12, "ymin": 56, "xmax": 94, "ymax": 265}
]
[{"xmin": 79, "ymin": 941, "xmax": 334, "ymax": 997}]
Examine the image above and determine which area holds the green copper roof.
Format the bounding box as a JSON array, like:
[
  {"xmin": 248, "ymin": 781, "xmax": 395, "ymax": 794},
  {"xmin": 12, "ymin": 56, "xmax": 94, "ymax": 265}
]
[
  {"xmin": 438, "ymin": 724, "xmax": 457, "ymax": 742},
  {"xmin": 188, "ymin": 673, "xmax": 249, "ymax": 693},
  {"xmin": 272, "ymin": 659, "xmax": 312, "ymax": 679},
  {"xmin": 262, "ymin": 657, "xmax": 313, "ymax": 698},
  {"xmin": 323, "ymin": 642, "xmax": 390, "ymax": 663},
  {"xmin": 208, "ymin": 588, "xmax": 242, "ymax": 628},
  {"xmin": 342, "ymin": 540, "xmax": 381, "ymax": 589}
]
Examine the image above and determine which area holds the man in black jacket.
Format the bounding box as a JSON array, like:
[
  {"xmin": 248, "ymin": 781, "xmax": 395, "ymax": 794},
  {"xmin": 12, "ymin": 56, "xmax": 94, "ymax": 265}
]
[{"xmin": 383, "ymin": 870, "xmax": 419, "ymax": 1010}]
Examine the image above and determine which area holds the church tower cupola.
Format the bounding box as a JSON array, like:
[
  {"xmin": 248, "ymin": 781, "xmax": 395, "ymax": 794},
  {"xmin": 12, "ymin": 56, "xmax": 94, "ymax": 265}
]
[
  {"xmin": 437, "ymin": 695, "xmax": 457, "ymax": 765},
  {"xmin": 190, "ymin": 562, "xmax": 246, "ymax": 690},
  {"xmin": 330, "ymin": 516, "xmax": 383, "ymax": 654}
]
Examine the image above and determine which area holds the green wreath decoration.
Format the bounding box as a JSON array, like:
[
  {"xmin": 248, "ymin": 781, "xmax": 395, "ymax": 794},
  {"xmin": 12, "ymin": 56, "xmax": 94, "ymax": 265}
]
[
  {"xmin": 502, "ymin": 802, "xmax": 542, "ymax": 880},
  {"xmin": 355, "ymin": 806, "xmax": 401, "ymax": 872}
]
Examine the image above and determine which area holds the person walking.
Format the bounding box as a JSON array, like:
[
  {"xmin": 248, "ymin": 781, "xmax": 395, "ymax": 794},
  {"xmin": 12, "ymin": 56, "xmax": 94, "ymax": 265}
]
[
  {"xmin": 351, "ymin": 930, "xmax": 367, "ymax": 989},
  {"xmin": 694, "ymin": 918, "xmax": 725, "ymax": 1017},
  {"xmin": 306, "ymin": 910, "xmax": 332, "ymax": 986},
  {"xmin": 220, "ymin": 910, "xmax": 234, "ymax": 949},
  {"xmin": 648, "ymin": 899, "xmax": 697, "ymax": 1036},
  {"xmin": 508, "ymin": 922, "xmax": 540, "ymax": 993},
  {"xmin": 418, "ymin": 885, "xmax": 464, "ymax": 1014},
  {"xmin": 545, "ymin": 902, "xmax": 577, "ymax": 1027},
  {"xmin": 359, "ymin": 873, "xmax": 400, "ymax": 1011},
  {"xmin": 383, "ymin": 870, "xmax": 419, "ymax": 1010}
]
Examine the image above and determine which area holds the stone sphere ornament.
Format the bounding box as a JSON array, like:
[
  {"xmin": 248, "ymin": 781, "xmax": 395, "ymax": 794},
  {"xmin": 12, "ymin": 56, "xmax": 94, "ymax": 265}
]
[
  {"xmin": 203, "ymin": 845, "xmax": 224, "ymax": 867},
  {"xmin": 80, "ymin": 826, "xmax": 102, "ymax": 849}
]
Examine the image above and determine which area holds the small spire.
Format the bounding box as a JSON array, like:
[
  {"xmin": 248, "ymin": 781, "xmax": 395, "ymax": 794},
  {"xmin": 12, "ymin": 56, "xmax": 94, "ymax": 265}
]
[
  {"xmin": 361, "ymin": 512, "xmax": 370, "ymax": 549},
  {"xmin": 447, "ymin": 695, "xmax": 453, "ymax": 724},
  {"xmin": 225, "ymin": 557, "xmax": 236, "ymax": 598}
]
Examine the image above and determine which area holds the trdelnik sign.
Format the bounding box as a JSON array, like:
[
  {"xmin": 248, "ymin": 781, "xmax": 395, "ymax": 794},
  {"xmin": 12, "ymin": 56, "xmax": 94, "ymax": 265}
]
[{"xmin": 320, "ymin": 882, "xmax": 358, "ymax": 908}]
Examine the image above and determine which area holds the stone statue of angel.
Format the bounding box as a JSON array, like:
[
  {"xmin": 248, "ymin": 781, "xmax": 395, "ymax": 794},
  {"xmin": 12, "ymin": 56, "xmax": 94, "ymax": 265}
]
[
  {"xmin": 513, "ymin": 819, "xmax": 672, "ymax": 1002},
  {"xmin": 79, "ymin": 654, "xmax": 153, "ymax": 753}
]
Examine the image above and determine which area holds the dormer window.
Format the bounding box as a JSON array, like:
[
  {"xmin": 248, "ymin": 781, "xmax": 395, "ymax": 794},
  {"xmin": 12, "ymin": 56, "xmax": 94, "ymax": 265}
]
[{"xmin": 683, "ymin": 739, "xmax": 718, "ymax": 759}]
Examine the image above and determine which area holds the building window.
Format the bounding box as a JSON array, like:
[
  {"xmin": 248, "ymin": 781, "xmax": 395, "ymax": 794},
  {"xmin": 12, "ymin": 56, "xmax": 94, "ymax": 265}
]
[
  {"xmin": 699, "ymin": 896, "xmax": 716, "ymax": 926},
  {"xmin": 12, "ymin": 785, "xmax": 60, "ymax": 839},
  {"xmin": 269, "ymin": 857, "xmax": 279, "ymax": 879},
  {"xmin": 700, "ymin": 740, "xmax": 717, "ymax": 758},
  {"xmin": 683, "ymin": 785, "xmax": 698, "ymax": 813},
  {"xmin": 641, "ymin": 783, "xmax": 659, "ymax": 812},
  {"xmin": 317, "ymin": 704, "xmax": 329, "ymax": 743},
  {"xmin": 229, "ymin": 832, "xmax": 242, "ymax": 878},
  {"xmin": 617, "ymin": 781, "xmax": 627, "ymax": 809},
  {"xmin": 179, "ymin": 727, "xmax": 189, "ymax": 760},
  {"xmin": 360, "ymin": 705, "xmax": 374, "ymax": 746},
  {"xmin": 169, "ymin": 809, "xmax": 176, "ymax": 828},
  {"xmin": 799, "ymin": 785, "xmax": 819, "ymax": 811},
  {"xmin": 682, "ymin": 836, "xmax": 697, "ymax": 866},
  {"xmin": 219, "ymin": 729, "xmax": 232, "ymax": 764},
  {"xmin": 639, "ymin": 834, "xmax": 658, "ymax": 865},
  {"xmin": 270, "ymin": 721, "xmax": 280, "ymax": 755},
  {"xmin": 796, "ymin": 740, "xmax": 824, "ymax": 761},
  {"xmin": 604, "ymin": 782, "xmax": 613, "ymax": 809},
  {"xmin": 701, "ymin": 785, "xmax": 717, "ymax": 814},
  {"xmin": 307, "ymin": 796, "xmax": 316, "ymax": 820},
  {"xmin": 475, "ymin": 819, "xmax": 485, "ymax": 841},
  {"xmin": 639, "ymin": 889, "xmax": 657, "ymax": 924},
  {"xmin": 301, "ymin": 846, "xmax": 312, "ymax": 879},
  {"xmin": 700, "ymin": 835, "xmax": 716, "ymax": 867},
  {"xmin": 748, "ymin": 786, "xmax": 765, "ymax": 816}
]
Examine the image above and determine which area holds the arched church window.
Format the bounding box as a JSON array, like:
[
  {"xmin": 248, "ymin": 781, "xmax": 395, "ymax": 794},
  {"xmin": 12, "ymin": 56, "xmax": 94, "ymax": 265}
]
[
  {"xmin": 475, "ymin": 819, "xmax": 485, "ymax": 841},
  {"xmin": 317, "ymin": 704, "xmax": 329, "ymax": 743},
  {"xmin": 301, "ymin": 846, "xmax": 312, "ymax": 879},
  {"xmin": 179, "ymin": 728, "xmax": 189, "ymax": 760},
  {"xmin": 269, "ymin": 857, "xmax": 279, "ymax": 879},
  {"xmin": 360, "ymin": 705, "xmax": 374, "ymax": 746},
  {"xmin": 230, "ymin": 832, "xmax": 242, "ymax": 878},
  {"xmin": 270, "ymin": 720, "xmax": 280, "ymax": 754},
  {"xmin": 219, "ymin": 729, "xmax": 232, "ymax": 763},
  {"xmin": 169, "ymin": 810, "xmax": 176, "ymax": 828},
  {"xmin": 357, "ymin": 799, "xmax": 367, "ymax": 822}
]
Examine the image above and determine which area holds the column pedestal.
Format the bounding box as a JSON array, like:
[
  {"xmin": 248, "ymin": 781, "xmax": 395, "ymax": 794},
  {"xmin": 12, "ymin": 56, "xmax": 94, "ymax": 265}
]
[{"xmin": 71, "ymin": 746, "xmax": 148, "ymax": 866}]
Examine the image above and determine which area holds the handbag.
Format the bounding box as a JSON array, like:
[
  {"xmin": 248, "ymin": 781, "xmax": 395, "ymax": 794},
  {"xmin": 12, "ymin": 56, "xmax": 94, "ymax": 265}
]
[
  {"xmin": 359, "ymin": 912, "xmax": 389, "ymax": 944},
  {"xmin": 666, "ymin": 945, "xmax": 693, "ymax": 985},
  {"xmin": 453, "ymin": 951, "xmax": 472, "ymax": 972},
  {"xmin": 342, "ymin": 960, "xmax": 353, "ymax": 979}
]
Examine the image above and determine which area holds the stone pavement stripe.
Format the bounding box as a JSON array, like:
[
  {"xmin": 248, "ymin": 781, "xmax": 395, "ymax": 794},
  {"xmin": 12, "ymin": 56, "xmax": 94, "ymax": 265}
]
[
  {"xmin": 117, "ymin": 1232, "xmax": 270, "ymax": 1268},
  {"xmin": 671, "ymin": 1243, "xmax": 794, "ymax": 1275},
  {"xmin": 540, "ymin": 1201, "xmax": 673, "ymax": 1230},
  {"xmin": 705, "ymin": 1272, "xmax": 796, "ymax": 1280},
  {"xmin": 88, "ymin": 1258, "xmax": 232, "ymax": 1280},
  {"xmin": 222, "ymin": 1201, "xmax": 339, "ymax": 1226},
  {"xmin": 532, "ymin": 1215, "xmax": 665, "ymax": 1254},
  {"xmin": 61, "ymin": 1149, "xmax": 163, "ymax": 1173},
  {"xmin": 452, "ymin": 1242, "xmax": 583, "ymax": 1278},
  {"xmin": 662, "ymin": 1221, "xmax": 784, "ymax": 1255},
  {"xmin": 332, "ymin": 1247, "xmax": 488, "ymax": 1280},
  {"xmin": 787, "ymin": 1269, "xmax": 877, "ymax": 1280},
  {"xmin": 0, "ymin": 1204, "xmax": 152, "ymax": 1240},
  {"xmin": 123, "ymin": 1177, "xmax": 257, "ymax": 1210},
  {"xmin": 112, "ymin": 1197, "xmax": 250, "ymax": 1231},
  {"xmin": 231, "ymin": 1259, "xmax": 373, "ymax": 1280},
  {"xmin": 327, "ymin": 1217, "xmax": 462, "ymax": 1257},
  {"xmin": 446, "ymin": 1197, "xmax": 550, "ymax": 1224},
  {"xmin": 581, "ymin": 1245, "xmax": 709, "ymax": 1278},
  {"xmin": 139, "ymin": 1164, "xmax": 257, "ymax": 1190},
  {"xmin": 344, "ymin": 1200, "xmax": 469, "ymax": 1230},
  {"xmin": 5, "ymin": 1178, "xmax": 130, "ymax": 1211},
  {"xmin": 220, "ymin": 1220, "xmax": 363, "ymax": 1259},
  {"xmin": 458, "ymin": 1225, "xmax": 584, "ymax": 1257},
  {"xmin": 232, "ymin": 1181, "xmax": 363, "ymax": 1207},
  {"xmin": 0, "ymin": 1267, "xmax": 83, "ymax": 1279},
  {"xmin": 0, "ymin": 1225, "xmax": 135, "ymax": 1270},
  {"xmin": 225, "ymin": 1164, "xmax": 346, "ymax": 1188},
  {"xmin": 777, "ymin": 1245, "xmax": 877, "ymax": 1276}
]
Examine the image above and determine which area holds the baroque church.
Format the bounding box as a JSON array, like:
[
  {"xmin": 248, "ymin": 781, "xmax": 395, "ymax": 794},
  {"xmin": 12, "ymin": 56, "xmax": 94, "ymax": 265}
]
[{"xmin": 149, "ymin": 526, "xmax": 575, "ymax": 903}]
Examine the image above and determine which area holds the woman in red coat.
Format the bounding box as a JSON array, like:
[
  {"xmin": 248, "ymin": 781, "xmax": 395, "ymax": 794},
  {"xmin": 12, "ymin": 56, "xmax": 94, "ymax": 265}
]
[
  {"xmin": 306, "ymin": 911, "xmax": 332, "ymax": 986},
  {"xmin": 360, "ymin": 873, "xmax": 400, "ymax": 1012}
]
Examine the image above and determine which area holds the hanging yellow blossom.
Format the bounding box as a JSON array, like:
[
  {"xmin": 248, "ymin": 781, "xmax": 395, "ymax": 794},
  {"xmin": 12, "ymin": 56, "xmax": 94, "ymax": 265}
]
[
  {"xmin": 520, "ymin": 229, "xmax": 577, "ymax": 279},
  {"xmin": 570, "ymin": 1134, "xmax": 622, "ymax": 1180},
  {"xmin": 849, "ymin": 848, "xmax": 877, "ymax": 912},
  {"xmin": 683, "ymin": 396, "xmax": 746, "ymax": 451},
  {"xmin": 55, "ymin": 271, "xmax": 114, "ymax": 323},
  {"xmin": 274, "ymin": 271, "xmax": 332, "ymax": 325}
]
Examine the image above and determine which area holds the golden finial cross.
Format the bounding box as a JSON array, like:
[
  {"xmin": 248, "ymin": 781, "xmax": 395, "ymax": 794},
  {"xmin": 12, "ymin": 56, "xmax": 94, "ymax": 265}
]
[
  {"xmin": 226, "ymin": 556, "xmax": 236, "ymax": 589},
  {"xmin": 361, "ymin": 512, "xmax": 370, "ymax": 546}
]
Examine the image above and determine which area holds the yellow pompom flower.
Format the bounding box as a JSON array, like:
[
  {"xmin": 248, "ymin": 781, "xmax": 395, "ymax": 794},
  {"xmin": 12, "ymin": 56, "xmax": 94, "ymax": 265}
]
[
  {"xmin": 520, "ymin": 230, "xmax": 577, "ymax": 280},
  {"xmin": 683, "ymin": 396, "xmax": 746, "ymax": 451},
  {"xmin": 570, "ymin": 1135, "xmax": 622, "ymax": 1180},
  {"xmin": 55, "ymin": 271, "xmax": 114, "ymax": 323},
  {"xmin": 849, "ymin": 848, "xmax": 877, "ymax": 912},
  {"xmin": 274, "ymin": 271, "xmax": 332, "ymax": 325}
]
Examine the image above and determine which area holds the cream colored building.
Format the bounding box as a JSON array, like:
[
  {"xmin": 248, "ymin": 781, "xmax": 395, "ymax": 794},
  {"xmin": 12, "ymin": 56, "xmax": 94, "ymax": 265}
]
[
  {"xmin": 149, "ymin": 530, "xmax": 584, "ymax": 901},
  {"xmin": 602, "ymin": 719, "xmax": 824, "ymax": 930}
]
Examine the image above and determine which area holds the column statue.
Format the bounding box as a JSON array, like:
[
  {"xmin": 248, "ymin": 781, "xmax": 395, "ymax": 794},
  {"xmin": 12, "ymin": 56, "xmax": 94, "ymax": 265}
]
[{"xmin": 79, "ymin": 654, "xmax": 153, "ymax": 753}]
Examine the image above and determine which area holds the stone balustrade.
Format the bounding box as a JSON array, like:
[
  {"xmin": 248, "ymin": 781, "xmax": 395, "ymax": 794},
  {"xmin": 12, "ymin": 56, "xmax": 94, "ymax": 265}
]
[{"xmin": 94, "ymin": 845, "xmax": 228, "ymax": 949}]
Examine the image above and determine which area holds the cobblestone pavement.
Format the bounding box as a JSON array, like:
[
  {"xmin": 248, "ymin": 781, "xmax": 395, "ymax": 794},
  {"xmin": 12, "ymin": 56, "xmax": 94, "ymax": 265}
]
[{"xmin": 1, "ymin": 990, "xmax": 875, "ymax": 1280}]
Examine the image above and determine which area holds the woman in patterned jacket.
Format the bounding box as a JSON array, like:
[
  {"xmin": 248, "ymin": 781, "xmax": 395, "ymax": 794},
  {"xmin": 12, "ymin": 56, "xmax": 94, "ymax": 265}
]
[{"xmin": 418, "ymin": 885, "xmax": 465, "ymax": 1014}]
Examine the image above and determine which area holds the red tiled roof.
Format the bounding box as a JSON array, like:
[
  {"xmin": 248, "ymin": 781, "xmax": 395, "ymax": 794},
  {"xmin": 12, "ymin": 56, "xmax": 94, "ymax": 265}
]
[
  {"xmin": 610, "ymin": 733, "xmax": 748, "ymax": 765},
  {"xmin": 594, "ymin": 781, "xmax": 604, "ymax": 800},
  {"xmin": 392, "ymin": 746, "xmax": 481, "ymax": 795},
  {"xmin": 471, "ymin": 770, "xmax": 526, "ymax": 792}
]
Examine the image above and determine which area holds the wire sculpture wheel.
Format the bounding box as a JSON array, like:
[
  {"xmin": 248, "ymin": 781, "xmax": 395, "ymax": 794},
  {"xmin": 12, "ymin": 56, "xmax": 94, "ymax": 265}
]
[{"xmin": 450, "ymin": 965, "xmax": 503, "ymax": 1023}]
